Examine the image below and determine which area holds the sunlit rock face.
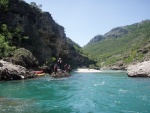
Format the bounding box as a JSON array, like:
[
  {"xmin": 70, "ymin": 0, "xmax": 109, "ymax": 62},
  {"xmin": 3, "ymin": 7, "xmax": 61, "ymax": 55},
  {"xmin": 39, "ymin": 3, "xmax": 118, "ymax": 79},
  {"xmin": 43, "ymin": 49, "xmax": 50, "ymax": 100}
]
[{"xmin": 127, "ymin": 61, "xmax": 150, "ymax": 77}]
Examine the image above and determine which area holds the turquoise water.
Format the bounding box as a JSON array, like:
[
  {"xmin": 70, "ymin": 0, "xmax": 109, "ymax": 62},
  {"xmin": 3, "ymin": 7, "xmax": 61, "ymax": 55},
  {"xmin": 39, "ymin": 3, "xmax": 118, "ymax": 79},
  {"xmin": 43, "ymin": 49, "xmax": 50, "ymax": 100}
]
[{"xmin": 0, "ymin": 71, "xmax": 150, "ymax": 113}]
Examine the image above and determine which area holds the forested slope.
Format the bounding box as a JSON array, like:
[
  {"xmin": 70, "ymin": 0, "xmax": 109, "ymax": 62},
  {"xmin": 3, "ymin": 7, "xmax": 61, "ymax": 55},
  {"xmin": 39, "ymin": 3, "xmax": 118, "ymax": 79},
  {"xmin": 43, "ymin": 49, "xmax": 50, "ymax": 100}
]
[{"xmin": 83, "ymin": 20, "xmax": 150, "ymax": 69}]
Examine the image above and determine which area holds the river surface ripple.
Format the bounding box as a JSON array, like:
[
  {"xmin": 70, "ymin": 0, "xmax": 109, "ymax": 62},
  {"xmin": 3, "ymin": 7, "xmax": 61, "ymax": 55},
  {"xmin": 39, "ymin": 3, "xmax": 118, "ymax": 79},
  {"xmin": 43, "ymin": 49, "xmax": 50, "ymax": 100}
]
[{"xmin": 0, "ymin": 71, "xmax": 150, "ymax": 113}]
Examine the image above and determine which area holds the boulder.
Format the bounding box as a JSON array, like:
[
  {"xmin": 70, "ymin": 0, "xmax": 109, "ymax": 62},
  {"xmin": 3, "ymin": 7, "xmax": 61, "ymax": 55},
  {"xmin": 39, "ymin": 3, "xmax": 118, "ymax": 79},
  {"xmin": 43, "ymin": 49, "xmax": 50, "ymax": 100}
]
[
  {"xmin": 11, "ymin": 48, "xmax": 39, "ymax": 69},
  {"xmin": 51, "ymin": 69, "xmax": 71, "ymax": 78},
  {"xmin": 0, "ymin": 60, "xmax": 36, "ymax": 81},
  {"xmin": 127, "ymin": 61, "xmax": 150, "ymax": 77}
]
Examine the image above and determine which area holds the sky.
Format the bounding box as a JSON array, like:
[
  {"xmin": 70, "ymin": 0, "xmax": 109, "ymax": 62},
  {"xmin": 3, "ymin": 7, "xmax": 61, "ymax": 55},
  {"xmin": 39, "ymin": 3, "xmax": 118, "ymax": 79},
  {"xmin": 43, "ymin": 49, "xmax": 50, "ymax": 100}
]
[{"xmin": 24, "ymin": 0, "xmax": 150, "ymax": 47}]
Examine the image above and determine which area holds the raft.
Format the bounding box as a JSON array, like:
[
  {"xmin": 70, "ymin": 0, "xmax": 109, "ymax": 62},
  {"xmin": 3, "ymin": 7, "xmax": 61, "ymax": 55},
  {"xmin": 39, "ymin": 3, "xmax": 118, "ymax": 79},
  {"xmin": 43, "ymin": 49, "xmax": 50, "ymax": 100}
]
[
  {"xmin": 36, "ymin": 73, "xmax": 45, "ymax": 76},
  {"xmin": 34, "ymin": 70, "xmax": 43, "ymax": 75}
]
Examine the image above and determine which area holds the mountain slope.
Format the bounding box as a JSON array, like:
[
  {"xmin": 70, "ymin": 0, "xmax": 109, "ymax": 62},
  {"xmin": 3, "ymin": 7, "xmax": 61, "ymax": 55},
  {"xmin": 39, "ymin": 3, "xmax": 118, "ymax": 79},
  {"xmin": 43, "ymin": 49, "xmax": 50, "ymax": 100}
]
[
  {"xmin": 0, "ymin": 0, "xmax": 94, "ymax": 68},
  {"xmin": 83, "ymin": 20, "xmax": 150, "ymax": 69}
]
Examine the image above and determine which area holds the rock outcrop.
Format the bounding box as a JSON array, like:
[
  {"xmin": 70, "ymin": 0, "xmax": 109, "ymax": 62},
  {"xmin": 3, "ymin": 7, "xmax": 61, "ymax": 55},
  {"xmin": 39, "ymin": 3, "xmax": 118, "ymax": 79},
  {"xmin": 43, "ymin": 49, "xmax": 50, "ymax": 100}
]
[
  {"xmin": 87, "ymin": 35, "xmax": 104, "ymax": 45},
  {"xmin": 127, "ymin": 61, "xmax": 150, "ymax": 77},
  {"xmin": 51, "ymin": 72, "xmax": 70, "ymax": 78},
  {"xmin": 0, "ymin": 60, "xmax": 36, "ymax": 81},
  {"xmin": 51, "ymin": 69, "xmax": 71, "ymax": 78},
  {"xmin": 0, "ymin": 0, "xmax": 93, "ymax": 68},
  {"xmin": 11, "ymin": 48, "xmax": 39, "ymax": 69},
  {"xmin": 104, "ymin": 27, "xmax": 128, "ymax": 38},
  {"xmin": 110, "ymin": 61, "xmax": 127, "ymax": 70},
  {"xmin": 3, "ymin": 0, "xmax": 68, "ymax": 64}
]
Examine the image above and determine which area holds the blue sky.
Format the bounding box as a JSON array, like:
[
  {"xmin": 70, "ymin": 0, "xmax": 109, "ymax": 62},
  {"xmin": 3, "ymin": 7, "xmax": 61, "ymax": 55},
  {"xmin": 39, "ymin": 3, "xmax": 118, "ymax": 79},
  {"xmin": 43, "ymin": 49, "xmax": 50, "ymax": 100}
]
[{"xmin": 24, "ymin": 0, "xmax": 150, "ymax": 46}]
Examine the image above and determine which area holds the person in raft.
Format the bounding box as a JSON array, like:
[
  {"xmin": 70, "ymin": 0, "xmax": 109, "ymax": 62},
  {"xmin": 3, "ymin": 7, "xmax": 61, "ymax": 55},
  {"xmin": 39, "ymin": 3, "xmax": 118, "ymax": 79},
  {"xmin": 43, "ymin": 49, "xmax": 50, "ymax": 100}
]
[
  {"xmin": 57, "ymin": 58, "xmax": 62, "ymax": 69},
  {"xmin": 54, "ymin": 64, "xmax": 58, "ymax": 74}
]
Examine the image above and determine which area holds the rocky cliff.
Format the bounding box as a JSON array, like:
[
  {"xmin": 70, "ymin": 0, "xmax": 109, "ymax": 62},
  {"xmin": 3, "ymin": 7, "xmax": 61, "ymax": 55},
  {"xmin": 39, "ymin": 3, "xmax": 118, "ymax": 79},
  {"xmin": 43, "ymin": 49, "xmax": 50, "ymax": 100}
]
[
  {"xmin": 86, "ymin": 26, "xmax": 129, "ymax": 45},
  {"xmin": 0, "ymin": 0, "xmax": 93, "ymax": 68},
  {"xmin": 87, "ymin": 35, "xmax": 104, "ymax": 45},
  {"xmin": 104, "ymin": 27, "xmax": 128, "ymax": 39}
]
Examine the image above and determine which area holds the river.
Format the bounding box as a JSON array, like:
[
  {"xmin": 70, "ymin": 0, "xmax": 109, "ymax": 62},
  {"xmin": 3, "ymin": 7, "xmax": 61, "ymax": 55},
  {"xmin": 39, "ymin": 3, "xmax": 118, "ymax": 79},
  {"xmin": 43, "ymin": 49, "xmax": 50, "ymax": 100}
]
[{"xmin": 0, "ymin": 71, "xmax": 150, "ymax": 113}]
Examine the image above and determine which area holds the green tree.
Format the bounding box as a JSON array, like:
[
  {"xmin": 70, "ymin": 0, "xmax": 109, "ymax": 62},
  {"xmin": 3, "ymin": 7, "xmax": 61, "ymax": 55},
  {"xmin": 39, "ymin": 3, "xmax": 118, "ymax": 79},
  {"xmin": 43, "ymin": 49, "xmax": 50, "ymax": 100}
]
[
  {"xmin": 0, "ymin": 0, "xmax": 9, "ymax": 11},
  {"xmin": 30, "ymin": 2, "xmax": 42, "ymax": 12},
  {"xmin": 46, "ymin": 57, "xmax": 56, "ymax": 66},
  {"xmin": 0, "ymin": 34, "xmax": 15, "ymax": 58}
]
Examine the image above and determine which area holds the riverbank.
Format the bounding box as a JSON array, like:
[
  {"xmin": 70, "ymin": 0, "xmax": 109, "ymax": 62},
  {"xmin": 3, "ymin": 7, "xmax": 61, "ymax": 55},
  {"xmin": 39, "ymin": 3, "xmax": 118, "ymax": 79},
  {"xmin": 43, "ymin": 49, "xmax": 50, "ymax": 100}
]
[
  {"xmin": 73, "ymin": 68, "xmax": 102, "ymax": 72},
  {"xmin": 0, "ymin": 60, "xmax": 71, "ymax": 81}
]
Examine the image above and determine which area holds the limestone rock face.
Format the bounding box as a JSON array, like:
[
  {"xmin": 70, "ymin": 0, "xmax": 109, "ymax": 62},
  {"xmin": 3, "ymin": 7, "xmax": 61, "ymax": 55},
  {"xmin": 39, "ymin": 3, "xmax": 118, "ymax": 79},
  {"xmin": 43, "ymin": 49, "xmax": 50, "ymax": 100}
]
[
  {"xmin": 87, "ymin": 35, "xmax": 104, "ymax": 44},
  {"xmin": 0, "ymin": 60, "xmax": 35, "ymax": 81},
  {"xmin": 127, "ymin": 61, "xmax": 150, "ymax": 77},
  {"xmin": 0, "ymin": 0, "xmax": 67, "ymax": 63},
  {"xmin": 110, "ymin": 61, "xmax": 127, "ymax": 70},
  {"xmin": 66, "ymin": 38, "xmax": 96, "ymax": 68},
  {"xmin": 0, "ymin": 0, "xmax": 92, "ymax": 68},
  {"xmin": 104, "ymin": 27, "xmax": 128, "ymax": 38}
]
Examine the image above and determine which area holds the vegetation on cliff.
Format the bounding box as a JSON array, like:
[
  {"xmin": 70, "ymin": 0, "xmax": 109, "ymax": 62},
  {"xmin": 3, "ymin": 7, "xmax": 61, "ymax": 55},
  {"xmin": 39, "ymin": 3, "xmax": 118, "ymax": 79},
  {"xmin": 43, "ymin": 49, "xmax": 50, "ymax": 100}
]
[
  {"xmin": 0, "ymin": 0, "xmax": 94, "ymax": 69},
  {"xmin": 83, "ymin": 20, "xmax": 150, "ymax": 69},
  {"xmin": 0, "ymin": 23, "xmax": 29, "ymax": 58}
]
